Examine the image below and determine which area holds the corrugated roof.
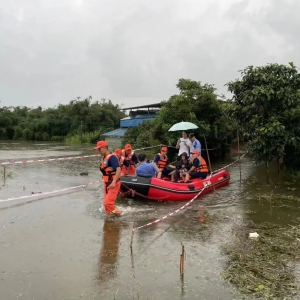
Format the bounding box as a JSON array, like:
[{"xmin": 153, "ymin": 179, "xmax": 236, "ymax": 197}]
[
  {"xmin": 121, "ymin": 103, "xmax": 162, "ymax": 110},
  {"xmin": 103, "ymin": 128, "xmax": 127, "ymax": 137}
]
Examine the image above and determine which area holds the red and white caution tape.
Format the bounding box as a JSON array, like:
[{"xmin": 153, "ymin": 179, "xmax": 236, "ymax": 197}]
[
  {"xmin": 0, "ymin": 145, "xmax": 163, "ymax": 166},
  {"xmin": 167, "ymin": 145, "xmax": 221, "ymax": 151},
  {"xmin": 0, "ymin": 180, "xmax": 102, "ymax": 203},
  {"xmin": 132, "ymin": 153, "xmax": 247, "ymax": 231},
  {"xmin": 133, "ymin": 184, "xmax": 209, "ymax": 231},
  {"xmin": 0, "ymin": 154, "xmax": 100, "ymax": 166},
  {"xmin": 133, "ymin": 144, "xmax": 163, "ymax": 151},
  {"xmin": 213, "ymin": 153, "xmax": 246, "ymax": 173}
]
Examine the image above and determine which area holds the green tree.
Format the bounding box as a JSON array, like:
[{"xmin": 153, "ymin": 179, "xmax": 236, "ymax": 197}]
[
  {"xmin": 122, "ymin": 120, "xmax": 161, "ymax": 149},
  {"xmin": 227, "ymin": 62, "xmax": 300, "ymax": 169},
  {"xmin": 123, "ymin": 79, "xmax": 235, "ymax": 159},
  {"xmin": 0, "ymin": 97, "xmax": 126, "ymax": 143}
]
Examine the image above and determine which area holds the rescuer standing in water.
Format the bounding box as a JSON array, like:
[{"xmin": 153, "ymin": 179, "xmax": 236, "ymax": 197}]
[{"xmin": 93, "ymin": 140, "xmax": 122, "ymax": 215}]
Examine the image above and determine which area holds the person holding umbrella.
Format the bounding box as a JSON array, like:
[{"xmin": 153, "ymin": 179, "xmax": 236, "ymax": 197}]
[
  {"xmin": 176, "ymin": 131, "xmax": 191, "ymax": 160},
  {"xmin": 168, "ymin": 121, "xmax": 200, "ymax": 160}
]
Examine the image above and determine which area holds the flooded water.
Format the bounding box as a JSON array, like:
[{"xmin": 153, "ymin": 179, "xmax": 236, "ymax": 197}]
[{"xmin": 0, "ymin": 141, "xmax": 299, "ymax": 299}]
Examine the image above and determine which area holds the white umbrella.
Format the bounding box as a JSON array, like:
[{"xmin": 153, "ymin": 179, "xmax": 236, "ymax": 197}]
[{"xmin": 168, "ymin": 121, "xmax": 199, "ymax": 132}]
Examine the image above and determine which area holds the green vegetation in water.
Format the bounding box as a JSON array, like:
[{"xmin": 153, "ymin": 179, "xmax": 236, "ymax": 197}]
[
  {"xmin": 222, "ymin": 222, "xmax": 300, "ymax": 299},
  {"xmin": 0, "ymin": 167, "xmax": 16, "ymax": 188},
  {"xmin": 244, "ymin": 163, "xmax": 300, "ymax": 191},
  {"xmin": 1, "ymin": 167, "xmax": 15, "ymax": 179},
  {"xmin": 65, "ymin": 129, "xmax": 110, "ymax": 145}
]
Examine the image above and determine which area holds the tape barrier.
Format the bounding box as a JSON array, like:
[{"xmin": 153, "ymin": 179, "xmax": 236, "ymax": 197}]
[
  {"xmin": 133, "ymin": 184, "xmax": 208, "ymax": 231},
  {"xmin": 133, "ymin": 144, "xmax": 163, "ymax": 151},
  {"xmin": 132, "ymin": 152, "xmax": 247, "ymax": 231},
  {"xmin": 0, "ymin": 145, "xmax": 162, "ymax": 166},
  {"xmin": 0, "ymin": 144, "xmax": 220, "ymax": 166},
  {"xmin": 0, "ymin": 180, "xmax": 102, "ymax": 203},
  {"xmin": 167, "ymin": 144, "xmax": 221, "ymax": 151},
  {"xmin": 0, "ymin": 154, "xmax": 100, "ymax": 166},
  {"xmin": 0, "ymin": 148, "xmax": 246, "ymax": 203},
  {"xmin": 212, "ymin": 153, "xmax": 246, "ymax": 174}
]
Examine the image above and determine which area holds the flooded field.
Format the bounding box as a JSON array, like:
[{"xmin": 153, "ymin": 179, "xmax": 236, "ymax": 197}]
[{"xmin": 0, "ymin": 141, "xmax": 299, "ymax": 299}]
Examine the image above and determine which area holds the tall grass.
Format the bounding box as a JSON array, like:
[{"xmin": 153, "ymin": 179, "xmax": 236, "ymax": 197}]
[{"xmin": 65, "ymin": 131, "xmax": 106, "ymax": 144}]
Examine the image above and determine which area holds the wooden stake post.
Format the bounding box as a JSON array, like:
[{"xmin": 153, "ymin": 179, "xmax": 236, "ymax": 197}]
[
  {"xmin": 237, "ymin": 129, "xmax": 242, "ymax": 183},
  {"xmin": 180, "ymin": 243, "xmax": 185, "ymax": 278}
]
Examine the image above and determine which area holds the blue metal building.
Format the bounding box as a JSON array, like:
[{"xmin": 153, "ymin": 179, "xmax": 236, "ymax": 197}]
[{"xmin": 103, "ymin": 103, "xmax": 162, "ymax": 147}]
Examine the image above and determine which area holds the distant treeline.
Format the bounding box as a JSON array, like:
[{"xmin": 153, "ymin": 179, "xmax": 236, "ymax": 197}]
[
  {"xmin": 2, "ymin": 62, "xmax": 300, "ymax": 168},
  {"xmin": 0, "ymin": 97, "xmax": 126, "ymax": 144}
]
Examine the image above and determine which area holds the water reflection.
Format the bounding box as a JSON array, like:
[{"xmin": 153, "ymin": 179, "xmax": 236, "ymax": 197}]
[
  {"xmin": 242, "ymin": 163, "xmax": 300, "ymax": 227},
  {"xmin": 168, "ymin": 210, "xmax": 215, "ymax": 243},
  {"xmin": 96, "ymin": 218, "xmax": 122, "ymax": 283}
]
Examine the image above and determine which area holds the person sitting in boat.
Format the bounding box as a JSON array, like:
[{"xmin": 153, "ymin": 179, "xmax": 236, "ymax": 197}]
[
  {"xmin": 184, "ymin": 150, "xmax": 208, "ymax": 182},
  {"xmin": 170, "ymin": 152, "xmax": 190, "ymax": 182},
  {"xmin": 153, "ymin": 146, "xmax": 176, "ymax": 179},
  {"xmin": 121, "ymin": 144, "xmax": 139, "ymax": 175},
  {"xmin": 114, "ymin": 148, "xmax": 130, "ymax": 176},
  {"xmin": 136, "ymin": 153, "xmax": 159, "ymax": 178}
]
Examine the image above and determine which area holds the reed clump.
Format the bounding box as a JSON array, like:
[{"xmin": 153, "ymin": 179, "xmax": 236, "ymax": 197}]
[{"xmin": 222, "ymin": 222, "xmax": 300, "ymax": 299}]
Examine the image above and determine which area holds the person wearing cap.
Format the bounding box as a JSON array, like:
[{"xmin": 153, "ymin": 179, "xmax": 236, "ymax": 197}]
[
  {"xmin": 184, "ymin": 150, "xmax": 208, "ymax": 182},
  {"xmin": 114, "ymin": 148, "xmax": 130, "ymax": 176},
  {"xmin": 188, "ymin": 133, "xmax": 201, "ymax": 159},
  {"xmin": 153, "ymin": 146, "xmax": 176, "ymax": 179},
  {"xmin": 121, "ymin": 144, "xmax": 139, "ymax": 175},
  {"xmin": 93, "ymin": 141, "xmax": 122, "ymax": 215}
]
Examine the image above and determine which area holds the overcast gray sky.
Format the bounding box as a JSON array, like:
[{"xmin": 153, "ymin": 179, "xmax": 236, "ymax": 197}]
[{"xmin": 0, "ymin": 0, "xmax": 299, "ymax": 108}]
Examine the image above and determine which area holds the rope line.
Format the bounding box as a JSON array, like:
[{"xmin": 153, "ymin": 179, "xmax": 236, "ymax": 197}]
[
  {"xmin": 131, "ymin": 152, "xmax": 247, "ymax": 232},
  {"xmin": 0, "ymin": 181, "xmax": 102, "ymax": 203}
]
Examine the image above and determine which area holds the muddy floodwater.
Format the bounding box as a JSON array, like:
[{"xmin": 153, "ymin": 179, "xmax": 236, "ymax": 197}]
[{"xmin": 0, "ymin": 141, "xmax": 299, "ymax": 299}]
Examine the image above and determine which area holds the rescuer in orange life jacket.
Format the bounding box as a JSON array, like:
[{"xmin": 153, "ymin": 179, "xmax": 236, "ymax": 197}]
[
  {"xmin": 114, "ymin": 148, "xmax": 130, "ymax": 176},
  {"xmin": 153, "ymin": 146, "xmax": 176, "ymax": 179},
  {"xmin": 93, "ymin": 140, "xmax": 122, "ymax": 215},
  {"xmin": 121, "ymin": 144, "xmax": 139, "ymax": 175},
  {"xmin": 184, "ymin": 150, "xmax": 208, "ymax": 182}
]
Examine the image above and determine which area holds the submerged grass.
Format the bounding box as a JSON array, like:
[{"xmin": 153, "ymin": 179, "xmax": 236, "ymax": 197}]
[
  {"xmin": 1, "ymin": 166, "xmax": 16, "ymax": 188},
  {"xmin": 65, "ymin": 131, "xmax": 103, "ymax": 144},
  {"xmin": 222, "ymin": 222, "xmax": 300, "ymax": 299}
]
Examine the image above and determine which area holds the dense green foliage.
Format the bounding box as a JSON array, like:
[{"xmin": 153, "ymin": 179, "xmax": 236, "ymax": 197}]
[
  {"xmin": 0, "ymin": 97, "xmax": 125, "ymax": 143},
  {"xmin": 123, "ymin": 79, "xmax": 235, "ymax": 159},
  {"xmin": 2, "ymin": 63, "xmax": 300, "ymax": 168},
  {"xmin": 227, "ymin": 63, "xmax": 300, "ymax": 167}
]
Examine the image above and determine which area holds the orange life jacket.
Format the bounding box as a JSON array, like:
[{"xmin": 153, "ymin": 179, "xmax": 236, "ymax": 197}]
[
  {"xmin": 156, "ymin": 153, "xmax": 168, "ymax": 171},
  {"xmin": 100, "ymin": 153, "xmax": 120, "ymax": 183},
  {"xmin": 192, "ymin": 156, "xmax": 208, "ymax": 173},
  {"xmin": 122, "ymin": 149, "xmax": 135, "ymax": 166},
  {"xmin": 119, "ymin": 156, "xmax": 125, "ymax": 167}
]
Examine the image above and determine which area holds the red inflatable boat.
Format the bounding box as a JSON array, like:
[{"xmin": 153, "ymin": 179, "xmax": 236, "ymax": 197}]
[{"xmin": 120, "ymin": 169, "xmax": 230, "ymax": 201}]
